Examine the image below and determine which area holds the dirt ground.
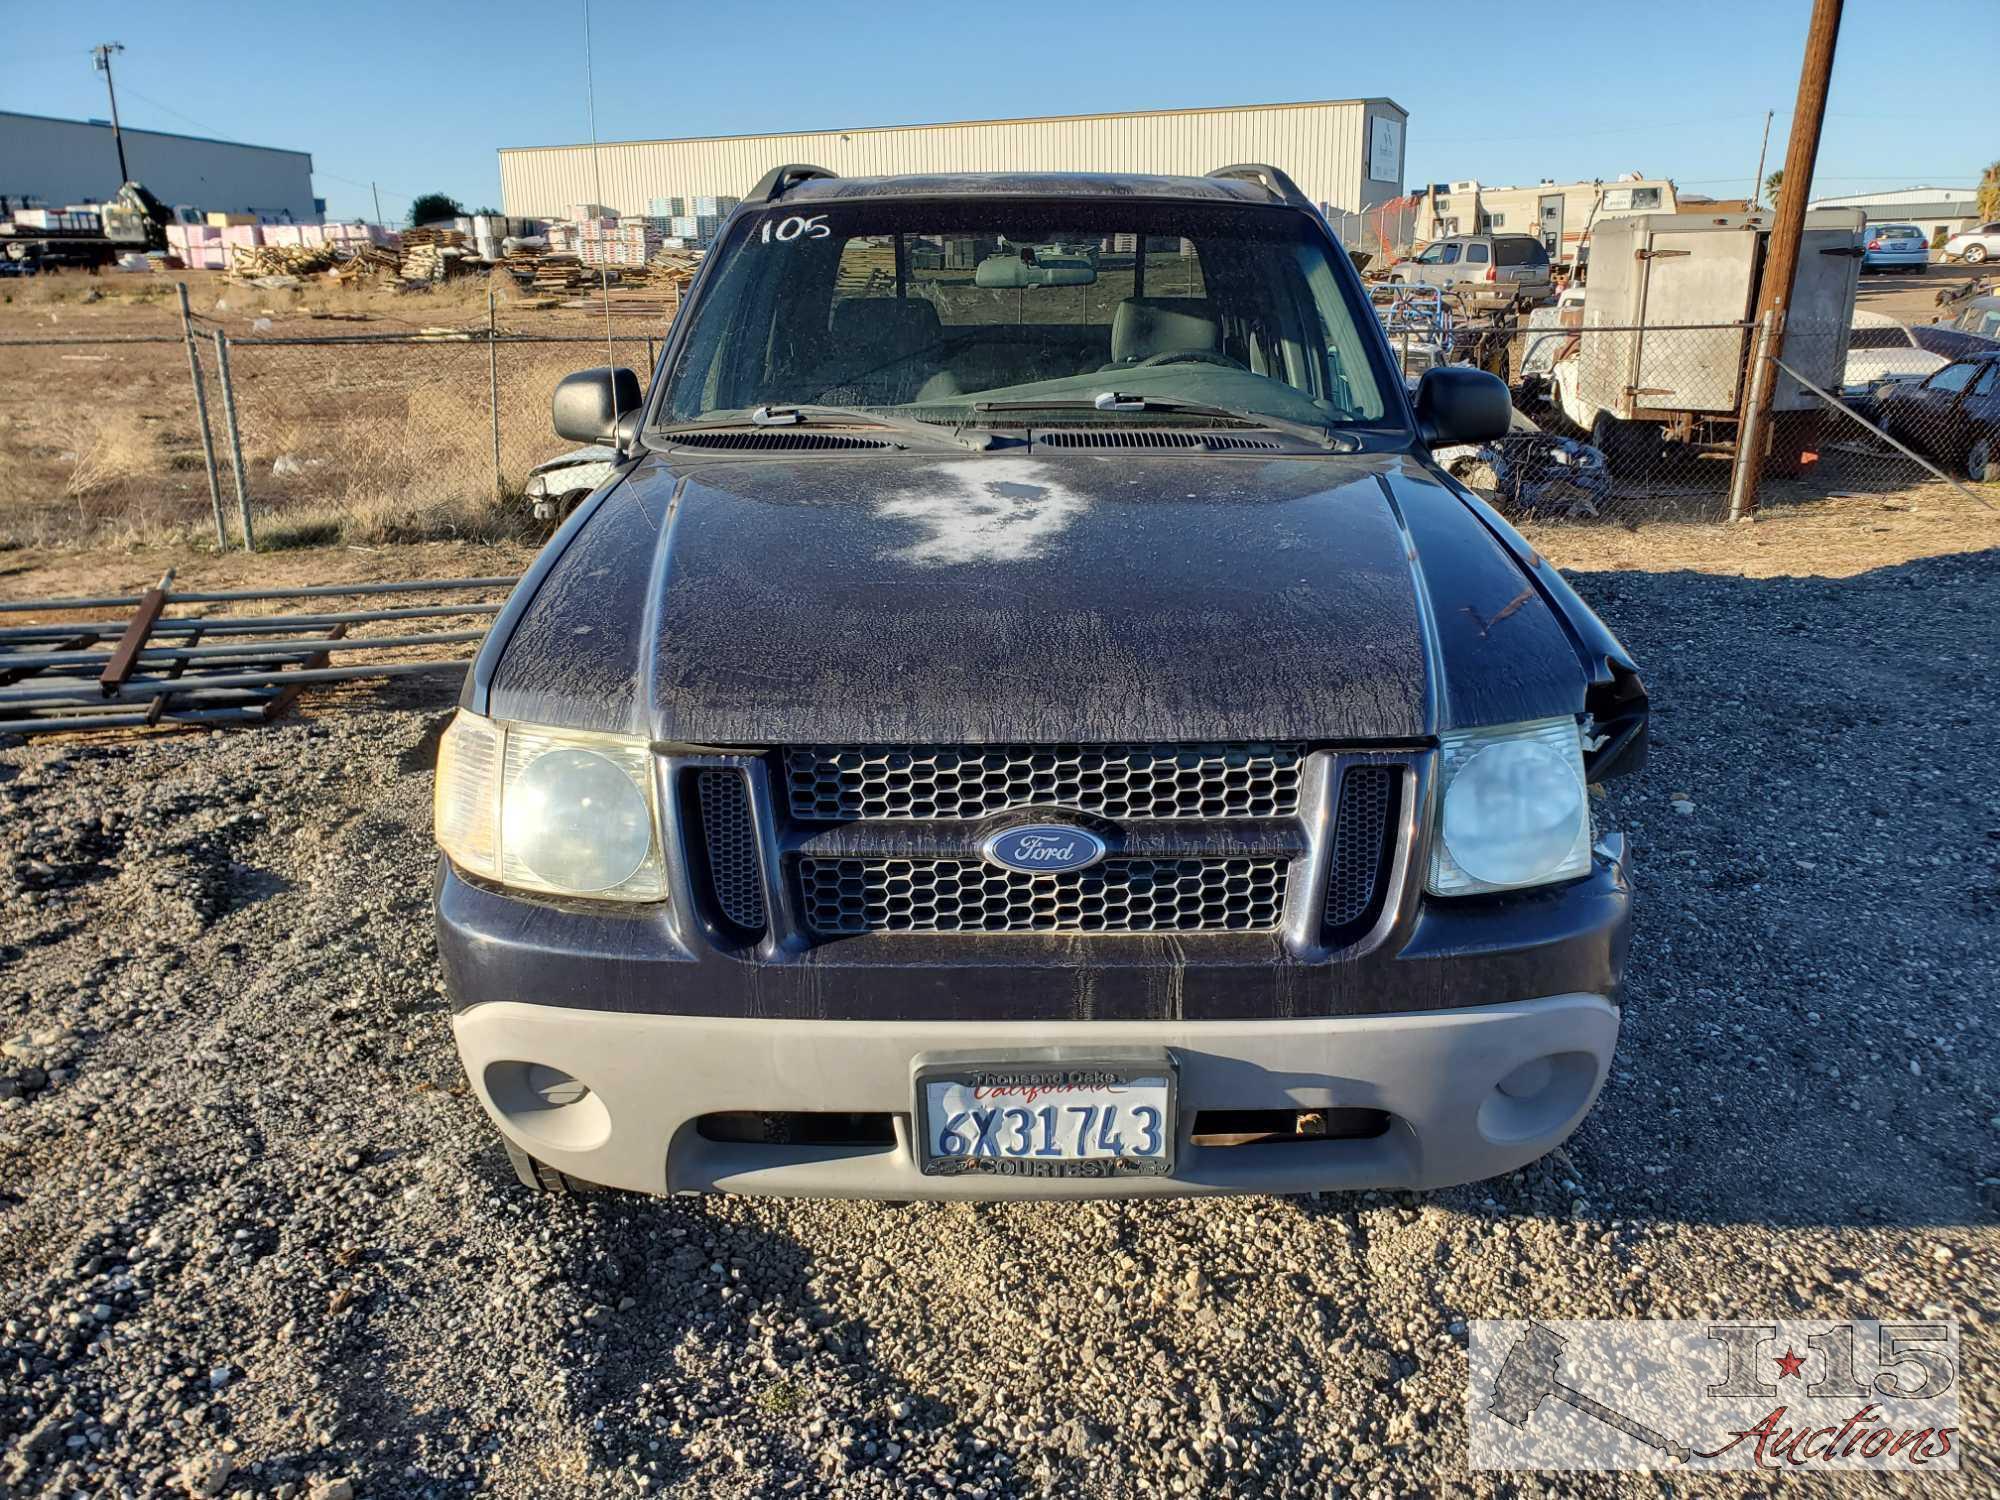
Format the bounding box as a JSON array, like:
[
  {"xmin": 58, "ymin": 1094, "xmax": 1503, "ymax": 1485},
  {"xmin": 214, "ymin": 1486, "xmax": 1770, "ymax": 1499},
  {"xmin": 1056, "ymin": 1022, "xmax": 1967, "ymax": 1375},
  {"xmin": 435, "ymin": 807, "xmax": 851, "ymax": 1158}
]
[
  {"xmin": 0, "ymin": 270, "xmax": 668, "ymax": 552},
  {"xmin": 0, "ymin": 491, "xmax": 1994, "ymax": 1497}
]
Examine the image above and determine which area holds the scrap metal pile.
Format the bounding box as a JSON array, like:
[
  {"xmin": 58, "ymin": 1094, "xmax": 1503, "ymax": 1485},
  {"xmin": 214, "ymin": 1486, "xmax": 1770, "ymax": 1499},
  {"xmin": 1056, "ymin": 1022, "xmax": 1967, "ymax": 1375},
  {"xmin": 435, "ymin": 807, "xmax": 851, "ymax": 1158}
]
[{"xmin": 0, "ymin": 574, "xmax": 516, "ymax": 737}]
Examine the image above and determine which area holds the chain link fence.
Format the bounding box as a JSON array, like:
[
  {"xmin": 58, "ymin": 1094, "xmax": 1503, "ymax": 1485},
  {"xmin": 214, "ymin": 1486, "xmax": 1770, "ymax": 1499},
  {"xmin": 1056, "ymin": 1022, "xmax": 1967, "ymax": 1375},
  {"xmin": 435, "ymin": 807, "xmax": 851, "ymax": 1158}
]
[
  {"xmin": 3, "ymin": 279, "xmax": 1992, "ymax": 550},
  {"xmin": 1371, "ymin": 289, "xmax": 1997, "ymax": 521},
  {"xmin": 215, "ymin": 328, "xmax": 661, "ymax": 545},
  {"xmin": 1325, "ymin": 201, "xmax": 1420, "ymax": 272}
]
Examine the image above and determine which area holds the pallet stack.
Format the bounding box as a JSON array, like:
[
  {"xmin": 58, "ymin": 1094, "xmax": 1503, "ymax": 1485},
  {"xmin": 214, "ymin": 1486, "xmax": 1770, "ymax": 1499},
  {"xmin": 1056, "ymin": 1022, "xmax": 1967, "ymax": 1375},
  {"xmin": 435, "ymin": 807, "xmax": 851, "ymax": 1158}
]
[
  {"xmin": 326, "ymin": 245, "xmax": 402, "ymax": 284},
  {"xmin": 397, "ymin": 227, "xmax": 468, "ymax": 284},
  {"xmin": 229, "ymin": 243, "xmax": 339, "ymax": 279}
]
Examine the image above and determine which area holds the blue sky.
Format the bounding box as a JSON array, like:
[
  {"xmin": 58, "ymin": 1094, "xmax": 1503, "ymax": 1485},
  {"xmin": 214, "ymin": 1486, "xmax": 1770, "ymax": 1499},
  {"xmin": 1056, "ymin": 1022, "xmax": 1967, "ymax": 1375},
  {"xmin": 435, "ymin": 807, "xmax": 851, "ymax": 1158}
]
[{"xmin": 3, "ymin": 0, "xmax": 1990, "ymax": 222}]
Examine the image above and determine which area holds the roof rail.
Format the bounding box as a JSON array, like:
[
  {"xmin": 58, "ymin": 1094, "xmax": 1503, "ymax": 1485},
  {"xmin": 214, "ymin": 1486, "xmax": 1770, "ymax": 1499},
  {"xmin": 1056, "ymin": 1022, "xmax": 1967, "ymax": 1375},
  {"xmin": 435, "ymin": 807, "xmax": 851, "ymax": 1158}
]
[
  {"xmin": 1208, "ymin": 163, "xmax": 1313, "ymax": 211},
  {"xmin": 747, "ymin": 163, "xmax": 837, "ymax": 202}
]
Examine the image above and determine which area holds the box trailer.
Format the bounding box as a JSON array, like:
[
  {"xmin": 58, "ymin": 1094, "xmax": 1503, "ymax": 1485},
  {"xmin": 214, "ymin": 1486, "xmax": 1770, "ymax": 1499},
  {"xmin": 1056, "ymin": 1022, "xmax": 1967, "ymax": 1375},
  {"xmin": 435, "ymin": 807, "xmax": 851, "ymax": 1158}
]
[{"xmin": 1554, "ymin": 208, "xmax": 1864, "ymax": 469}]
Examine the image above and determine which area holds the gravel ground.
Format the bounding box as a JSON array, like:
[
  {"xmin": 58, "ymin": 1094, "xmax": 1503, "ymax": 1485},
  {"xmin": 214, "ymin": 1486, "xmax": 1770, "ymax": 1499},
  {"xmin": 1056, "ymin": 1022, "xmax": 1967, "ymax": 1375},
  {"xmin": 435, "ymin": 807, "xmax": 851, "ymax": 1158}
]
[{"xmin": 1, "ymin": 545, "xmax": 1995, "ymax": 1498}]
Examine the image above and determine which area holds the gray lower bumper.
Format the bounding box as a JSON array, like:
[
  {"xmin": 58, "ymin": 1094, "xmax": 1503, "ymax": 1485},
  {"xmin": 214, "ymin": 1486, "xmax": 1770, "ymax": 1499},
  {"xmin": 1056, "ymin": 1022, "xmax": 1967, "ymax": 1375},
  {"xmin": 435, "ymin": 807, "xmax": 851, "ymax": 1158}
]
[{"xmin": 452, "ymin": 993, "xmax": 1619, "ymax": 1200}]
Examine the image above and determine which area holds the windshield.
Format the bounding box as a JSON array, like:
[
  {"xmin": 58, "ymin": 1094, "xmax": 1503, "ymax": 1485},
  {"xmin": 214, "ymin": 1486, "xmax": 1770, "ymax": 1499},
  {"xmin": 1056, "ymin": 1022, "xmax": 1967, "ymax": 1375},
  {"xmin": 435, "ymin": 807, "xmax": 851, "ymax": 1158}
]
[{"xmin": 655, "ymin": 198, "xmax": 1396, "ymax": 431}]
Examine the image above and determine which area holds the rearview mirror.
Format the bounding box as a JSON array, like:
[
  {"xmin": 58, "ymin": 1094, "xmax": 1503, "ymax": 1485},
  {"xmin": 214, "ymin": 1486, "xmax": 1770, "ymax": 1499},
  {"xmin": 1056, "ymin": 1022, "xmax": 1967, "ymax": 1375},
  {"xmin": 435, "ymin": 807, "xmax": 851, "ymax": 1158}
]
[
  {"xmin": 974, "ymin": 244, "xmax": 1099, "ymax": 288},
  {"xmin": 552, "ymin": 366, "xmax": 642, "ymax": 444},
  {"xmin": 1414, "ymin": 365, "xmax": 1511, "ymax": 448}
]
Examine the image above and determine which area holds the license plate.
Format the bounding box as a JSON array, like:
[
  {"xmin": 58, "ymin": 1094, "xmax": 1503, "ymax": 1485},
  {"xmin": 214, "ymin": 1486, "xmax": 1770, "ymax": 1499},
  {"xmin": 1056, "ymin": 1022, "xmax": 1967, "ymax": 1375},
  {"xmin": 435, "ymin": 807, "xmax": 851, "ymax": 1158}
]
[{"xmin": 915, "ymin": 1059, "xmax": 1175, "ymax": 1179}]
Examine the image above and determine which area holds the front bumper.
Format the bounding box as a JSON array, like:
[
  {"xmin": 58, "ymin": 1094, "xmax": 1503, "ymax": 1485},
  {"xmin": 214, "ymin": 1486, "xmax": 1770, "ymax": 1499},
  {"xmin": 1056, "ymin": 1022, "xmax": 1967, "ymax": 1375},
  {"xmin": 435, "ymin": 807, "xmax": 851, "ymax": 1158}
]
[{"xmin": 453, "ymin": 991, "xmax": 1619, "ymax": 1199}]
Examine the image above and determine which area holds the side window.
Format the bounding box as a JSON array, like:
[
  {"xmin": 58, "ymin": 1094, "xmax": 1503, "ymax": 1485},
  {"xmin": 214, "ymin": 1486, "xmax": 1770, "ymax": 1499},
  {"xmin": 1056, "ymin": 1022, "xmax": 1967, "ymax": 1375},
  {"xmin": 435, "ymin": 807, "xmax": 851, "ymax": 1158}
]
[
  {"xmin": 1928, "ymin": 363, "xmax": 1976, "ymax": 393},
  {"xmin": 1415, "ymin": 243, "xmax": 1445, "ymax": 264},
  {"xmin": 1465, "ymin": 243, "xmax": 1490, "ymax": 264},
  {"xmin": 1439, "ymin": 243, "xmax": 1462, "ymax": 264},
  {"xmin": 1971, "ymin": 365, "xmax": 1999, "ymax": 397}
]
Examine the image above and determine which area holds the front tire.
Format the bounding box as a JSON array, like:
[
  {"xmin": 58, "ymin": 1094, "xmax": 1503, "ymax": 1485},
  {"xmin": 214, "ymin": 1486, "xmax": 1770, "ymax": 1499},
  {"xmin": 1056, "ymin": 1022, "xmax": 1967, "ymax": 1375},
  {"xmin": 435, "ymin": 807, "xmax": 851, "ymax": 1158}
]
[
  {"xmin": 502, "ymin": 1136, "xmax": 591, "ymax": 1194},
  {"xmin": 1966, "ymin": 245, "xmax": 1990, "ymax": 265},
  {"xmin": 1968, "ymin": 436, "xmax": 1994, "ymax": 483}
]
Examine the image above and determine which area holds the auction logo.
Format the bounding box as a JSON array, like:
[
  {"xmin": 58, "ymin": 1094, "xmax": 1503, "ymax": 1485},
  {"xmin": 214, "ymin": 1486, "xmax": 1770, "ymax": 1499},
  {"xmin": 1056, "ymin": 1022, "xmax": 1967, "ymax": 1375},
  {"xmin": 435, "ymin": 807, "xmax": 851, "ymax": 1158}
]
[{"xmin": 1469, "ymin": 1320, "xmax": 1960, "ymax": 1471}]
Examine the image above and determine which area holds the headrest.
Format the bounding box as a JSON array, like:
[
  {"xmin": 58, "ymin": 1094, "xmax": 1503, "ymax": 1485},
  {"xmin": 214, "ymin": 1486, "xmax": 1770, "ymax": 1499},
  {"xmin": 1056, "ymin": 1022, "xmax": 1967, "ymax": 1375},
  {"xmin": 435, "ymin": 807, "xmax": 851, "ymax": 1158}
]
[
  {"xmin": 829, "ymin": 295, "xmax": 942, "ymax": 357},
  {"xmin": 1111, "ymin": 297, "xmax": 1220, "ymax": 364}
]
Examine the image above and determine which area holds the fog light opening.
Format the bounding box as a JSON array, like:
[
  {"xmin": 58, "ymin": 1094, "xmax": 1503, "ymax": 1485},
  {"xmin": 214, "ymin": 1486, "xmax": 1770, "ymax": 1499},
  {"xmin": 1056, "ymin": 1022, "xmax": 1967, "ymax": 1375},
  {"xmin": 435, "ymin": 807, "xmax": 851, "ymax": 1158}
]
[
  {"xmin": 1477, "ymin": 1051, "xmax": 1598, "ymax": 1145},
  {"xmin": 485, "ymin": 1059, "xmax": 612, "ymax": 1153},
  {"xmin": 1497, "ymin": 1056, "xmax": 1554, "ymax": 1101}
]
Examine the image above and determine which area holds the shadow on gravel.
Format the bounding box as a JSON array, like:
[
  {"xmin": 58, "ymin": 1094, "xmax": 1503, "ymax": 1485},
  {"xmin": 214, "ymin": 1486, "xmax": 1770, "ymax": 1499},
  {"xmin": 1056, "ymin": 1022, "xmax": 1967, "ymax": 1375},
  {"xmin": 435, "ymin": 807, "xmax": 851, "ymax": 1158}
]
[
  {"xmin": 1545, "ymin": 549, "xmax": 2000, "ymax": 1232},
  {"xmin": 533, "ymin": 1187, "xmax": 1014, "ymax": 1494}
]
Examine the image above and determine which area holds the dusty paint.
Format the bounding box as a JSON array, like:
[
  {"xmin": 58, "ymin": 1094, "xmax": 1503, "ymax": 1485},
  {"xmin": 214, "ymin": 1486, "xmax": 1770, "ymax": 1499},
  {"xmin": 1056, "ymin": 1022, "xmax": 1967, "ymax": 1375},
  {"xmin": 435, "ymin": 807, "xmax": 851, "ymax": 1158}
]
[{"xmin": 874, "ymin": 457, "xmax": 1087, "ymax": 567}]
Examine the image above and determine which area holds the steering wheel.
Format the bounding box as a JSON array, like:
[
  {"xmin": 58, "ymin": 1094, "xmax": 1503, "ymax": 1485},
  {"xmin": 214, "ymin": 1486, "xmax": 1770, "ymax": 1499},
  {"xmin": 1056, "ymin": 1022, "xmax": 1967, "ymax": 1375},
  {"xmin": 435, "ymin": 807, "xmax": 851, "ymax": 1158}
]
[{"xmin": 1136, "ymin": 349, "xmax": 1249, "ymax": 370}]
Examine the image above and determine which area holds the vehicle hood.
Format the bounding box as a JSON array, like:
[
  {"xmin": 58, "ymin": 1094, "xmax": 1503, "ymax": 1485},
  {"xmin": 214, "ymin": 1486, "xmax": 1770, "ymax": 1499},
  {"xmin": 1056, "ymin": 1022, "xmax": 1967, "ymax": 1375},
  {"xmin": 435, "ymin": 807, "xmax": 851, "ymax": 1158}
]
[{"xmin": 483, "ymin": 450, "xmax": 1590, "ymax": 745}]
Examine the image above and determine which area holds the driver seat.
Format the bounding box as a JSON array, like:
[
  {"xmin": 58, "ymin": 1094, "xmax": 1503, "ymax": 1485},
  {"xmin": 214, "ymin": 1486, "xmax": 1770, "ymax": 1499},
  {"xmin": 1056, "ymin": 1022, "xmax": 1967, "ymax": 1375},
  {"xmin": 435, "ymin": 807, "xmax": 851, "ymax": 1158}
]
[{"xmin": 1107, "ymin": 297, "xmax": 1220, "ymax": 365}]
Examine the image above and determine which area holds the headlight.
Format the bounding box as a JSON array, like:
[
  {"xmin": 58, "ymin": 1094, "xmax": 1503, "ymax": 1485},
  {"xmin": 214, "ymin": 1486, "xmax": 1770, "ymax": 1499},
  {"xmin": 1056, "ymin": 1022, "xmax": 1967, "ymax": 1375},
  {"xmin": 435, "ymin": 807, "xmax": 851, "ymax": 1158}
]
[
  {"xmin": 434, "ymin": 709, "xmax": 667, "ymax": 902},
  {"xmin": 1429, "ymin": 716, "xmax": 1590, "ymax": 895}
]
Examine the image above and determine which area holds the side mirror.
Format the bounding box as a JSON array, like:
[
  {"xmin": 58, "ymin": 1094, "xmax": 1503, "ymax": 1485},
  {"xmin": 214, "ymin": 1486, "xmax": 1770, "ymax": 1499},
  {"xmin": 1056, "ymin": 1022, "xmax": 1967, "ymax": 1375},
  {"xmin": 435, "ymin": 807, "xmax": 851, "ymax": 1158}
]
[
  {"xmin": 1413, "ymin": 365, "xmax": 1511, "ymax": 447},
  {"xmin": 552, "ymin": 366, "xmax": 642, "ymax": 444}
]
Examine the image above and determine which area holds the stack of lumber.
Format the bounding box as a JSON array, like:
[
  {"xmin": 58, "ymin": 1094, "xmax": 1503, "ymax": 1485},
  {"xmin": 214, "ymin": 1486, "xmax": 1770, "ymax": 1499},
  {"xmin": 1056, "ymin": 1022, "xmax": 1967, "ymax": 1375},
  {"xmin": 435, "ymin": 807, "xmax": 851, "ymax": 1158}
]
[
  {"xmin": 505, "ymin": 252, "xmax": 593, "ymax": 294},
  {"xmin": 399, "ymin": 227, "xmax": 470, "ymax": 285},
  {"xmin": 229, "ymin": 243, "xmax": 338, "ymax": 279},
  {"xmin": 327, "ymin": 245, "xmax": 402, "ymax": 284}
]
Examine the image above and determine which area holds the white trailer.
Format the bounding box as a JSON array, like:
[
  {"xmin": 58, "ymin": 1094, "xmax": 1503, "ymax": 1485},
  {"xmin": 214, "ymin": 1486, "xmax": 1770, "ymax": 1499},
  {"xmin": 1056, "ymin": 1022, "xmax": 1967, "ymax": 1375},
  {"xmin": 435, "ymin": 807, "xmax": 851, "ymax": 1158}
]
[{"xmin": 1554, "ymin": 208, "xmax": 1864, "ymax": 469}]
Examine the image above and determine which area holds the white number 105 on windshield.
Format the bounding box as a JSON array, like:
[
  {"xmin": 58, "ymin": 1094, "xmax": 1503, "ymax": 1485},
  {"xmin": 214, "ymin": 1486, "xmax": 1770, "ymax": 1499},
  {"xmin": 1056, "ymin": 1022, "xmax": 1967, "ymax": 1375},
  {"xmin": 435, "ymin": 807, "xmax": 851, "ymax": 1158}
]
[{"xmin": 761, "ymin": 215, "xmax": 831, "ymax": 244}]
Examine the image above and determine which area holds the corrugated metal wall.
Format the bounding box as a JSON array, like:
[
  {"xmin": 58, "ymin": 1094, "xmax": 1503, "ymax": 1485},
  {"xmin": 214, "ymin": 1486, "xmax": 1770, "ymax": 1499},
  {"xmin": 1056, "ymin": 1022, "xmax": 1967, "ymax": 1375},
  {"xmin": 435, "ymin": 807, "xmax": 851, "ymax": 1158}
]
[
  {"xmin": 0, "ymin": 112, "xmax": 317, "ymax": 221},
  {"xmin": 499, "ymin": 100, "xmax": 1405, "ymax": 220}
]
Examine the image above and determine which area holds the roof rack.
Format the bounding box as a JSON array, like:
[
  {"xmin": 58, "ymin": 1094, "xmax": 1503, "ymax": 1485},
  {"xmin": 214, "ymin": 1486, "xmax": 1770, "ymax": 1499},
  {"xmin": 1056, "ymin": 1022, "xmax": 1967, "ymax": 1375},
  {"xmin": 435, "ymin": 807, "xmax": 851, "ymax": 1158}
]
[
  {"xmin": 1207, "ymin": 164, "xmax": 1313, "ymax": 211},
  {"xmin": 747, "ymin": 163, "xmax": 837, "ymax": 202}
]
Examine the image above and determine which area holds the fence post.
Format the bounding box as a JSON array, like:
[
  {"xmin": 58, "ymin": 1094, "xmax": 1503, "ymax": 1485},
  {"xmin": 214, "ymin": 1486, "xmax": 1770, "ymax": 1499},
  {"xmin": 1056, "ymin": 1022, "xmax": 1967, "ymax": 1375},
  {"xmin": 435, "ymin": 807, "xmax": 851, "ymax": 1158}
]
[
  {"xmin": 646, "ymin": 331, "xmax": 655, "ymax": 369},
  {"xmin": 176, "ymin": 283, "xmax": 228, "ymax": 548},
  {"xmin": 1727, "ymin": 308, "xmax": 1781, "ymax": 522},
  {"xmin": 209, "ymin": 329, "xmax": 256, "ymax": 551},
  {"xmin": 488, "ymin": 288, "xmax": 504, "ymax": 505}
]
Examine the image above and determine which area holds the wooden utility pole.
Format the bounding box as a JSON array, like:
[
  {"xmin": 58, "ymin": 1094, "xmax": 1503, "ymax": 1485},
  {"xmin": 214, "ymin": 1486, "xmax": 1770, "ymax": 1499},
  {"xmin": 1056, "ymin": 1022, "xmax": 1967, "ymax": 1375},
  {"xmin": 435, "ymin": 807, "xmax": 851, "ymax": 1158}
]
[
  {"xmin": 1733, "ymin": 0, "xmax": 1843, "ymax": 516},
  {"xmin": 1751, "ymin": 110, "xmax": 1775, "ymax": 208},
  {"xmin": 91, "ymin": 43, "xmax": 129, "ymax": 183}
]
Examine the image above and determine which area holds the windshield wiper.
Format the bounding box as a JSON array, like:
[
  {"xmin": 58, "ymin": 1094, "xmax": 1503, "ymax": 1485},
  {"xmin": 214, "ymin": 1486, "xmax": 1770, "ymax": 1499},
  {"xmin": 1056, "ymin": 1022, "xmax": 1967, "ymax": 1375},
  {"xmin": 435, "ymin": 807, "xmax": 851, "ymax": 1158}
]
[
  {"xmin": 973, "ymin": 392, "xmax": 1358, "ymax": 452},
  {"xmin": 655, "ymin": 404, "xmax": 991, "ymax": 453}
]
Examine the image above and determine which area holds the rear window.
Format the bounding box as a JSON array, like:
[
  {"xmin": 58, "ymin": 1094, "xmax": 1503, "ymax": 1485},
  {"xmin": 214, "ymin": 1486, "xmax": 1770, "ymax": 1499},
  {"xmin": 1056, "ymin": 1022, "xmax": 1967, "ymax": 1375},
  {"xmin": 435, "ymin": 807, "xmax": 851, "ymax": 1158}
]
[
  {"xmin": 1876, "ymin": 225, "xmax": 1921, "ymax": 238},
  {"xmin": 1495, "ymin": 238, "xmax": 1548, "ymax": 267}
]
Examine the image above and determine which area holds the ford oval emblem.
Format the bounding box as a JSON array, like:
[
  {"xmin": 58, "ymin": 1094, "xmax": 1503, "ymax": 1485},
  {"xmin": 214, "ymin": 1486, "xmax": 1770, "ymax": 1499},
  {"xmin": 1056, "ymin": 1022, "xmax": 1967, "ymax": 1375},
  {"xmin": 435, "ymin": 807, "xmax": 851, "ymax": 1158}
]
[{"xmin": 980, "ymin": 824, "xmax": 1108, "ymax": 875}]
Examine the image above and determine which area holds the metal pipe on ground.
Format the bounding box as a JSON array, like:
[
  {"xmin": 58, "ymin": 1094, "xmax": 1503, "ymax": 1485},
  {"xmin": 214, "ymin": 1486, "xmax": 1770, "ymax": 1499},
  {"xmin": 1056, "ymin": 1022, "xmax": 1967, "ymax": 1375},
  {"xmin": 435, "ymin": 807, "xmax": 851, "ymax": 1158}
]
[
  {"xmin": 0, "ymin": 603, "xmax": 504, "ymax": 642},
  {"xmin": 0, "ymin": 631, "xmax": 488, "ymax": 673},
  {"xmin": 0, "ymin": 576, "xmax": 519, "ymax": 612},
  {"xmin": 0, "ymin": 658, "xmax": 474, "ymax": 711}
]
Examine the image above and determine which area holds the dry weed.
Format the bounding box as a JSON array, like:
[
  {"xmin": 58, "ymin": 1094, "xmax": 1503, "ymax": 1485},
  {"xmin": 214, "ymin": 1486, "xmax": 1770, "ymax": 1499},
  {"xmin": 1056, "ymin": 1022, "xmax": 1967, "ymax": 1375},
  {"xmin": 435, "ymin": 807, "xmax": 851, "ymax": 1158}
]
[{"xmin": 60, "ymin": 408, "xmax": 159, "ymax": 504}]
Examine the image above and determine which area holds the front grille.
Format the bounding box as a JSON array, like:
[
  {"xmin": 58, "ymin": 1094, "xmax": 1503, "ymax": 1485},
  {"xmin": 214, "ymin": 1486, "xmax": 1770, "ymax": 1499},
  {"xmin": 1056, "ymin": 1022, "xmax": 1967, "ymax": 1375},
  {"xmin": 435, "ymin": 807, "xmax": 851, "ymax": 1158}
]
[
  {"xmin": 1323, "ymin": 765, "xmax": 1399, "ymax": 943},
  {"xmin": 693, "ymin": 769, "xmax": 766, "ymax": 932},
  {"xmin": 799, "ymin": 857, "xmax": 1287, "ymax": 935},
  {"xmin": 785, "ymin": 743, "xmax": 1304, "ymax": 822}
]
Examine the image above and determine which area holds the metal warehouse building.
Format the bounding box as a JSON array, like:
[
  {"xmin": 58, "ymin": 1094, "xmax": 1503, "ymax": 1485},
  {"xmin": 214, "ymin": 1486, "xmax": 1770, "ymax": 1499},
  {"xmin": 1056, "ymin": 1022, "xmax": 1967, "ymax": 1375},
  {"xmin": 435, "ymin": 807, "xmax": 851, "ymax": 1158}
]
[
  {"xmin": 0, "ymin": 111, "xmax": 317, "ymax": 222},
  {"xmin": 498, "ymin": 98, "xmax": 1407, "ymax": 220}
]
